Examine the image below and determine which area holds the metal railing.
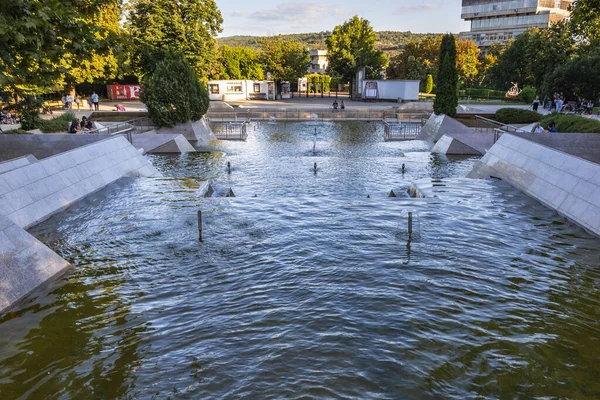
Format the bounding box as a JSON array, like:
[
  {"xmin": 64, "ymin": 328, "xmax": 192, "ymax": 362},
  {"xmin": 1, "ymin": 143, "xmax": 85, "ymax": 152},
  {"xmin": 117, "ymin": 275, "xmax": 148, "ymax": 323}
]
[
  {"xmin": 383, "ymin": 122, "xmax": 421, "ymax": 141},
  {"xmin": 207, "ymin": 108, "xmax": 429, "ymax": 123},
  {"xmin": 212, "ymin": 121, "xmax": 249, "ymax": 140},
  {"xmin": 473, "ymin": 115, "xmax": 529, "ymax": 134}
]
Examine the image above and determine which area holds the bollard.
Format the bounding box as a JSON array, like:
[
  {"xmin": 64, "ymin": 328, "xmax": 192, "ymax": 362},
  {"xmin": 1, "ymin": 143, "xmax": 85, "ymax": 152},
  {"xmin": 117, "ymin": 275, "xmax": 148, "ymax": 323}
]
[
  {"xmin": 197, "ymin": 210, "xmax": 203, "ymax": 242},
  {"xmin": 408, "ymin": 212, "xmax": 413, "ymax": 237},
  {"xmin": 227, "ymin": 161, "xmax": 231, "ymax": 174}
]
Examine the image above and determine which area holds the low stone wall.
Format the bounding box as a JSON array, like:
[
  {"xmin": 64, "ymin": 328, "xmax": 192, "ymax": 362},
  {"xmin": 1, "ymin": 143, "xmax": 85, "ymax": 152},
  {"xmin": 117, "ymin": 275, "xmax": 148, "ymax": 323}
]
[
  {"xmin": 468, "ymin": 134, "xmax": 600, "ymax": 237},
  {"xmin": 0, "ymin": 134, "xmax": 111, "ymax": 161},
  {"xmin": 0, "ymin": 214, "xmax": 71, "ymax": 313},
  {"xmin": 510, "ymin": 131, "xmax": 600, "ymax": 164},
  {"xmin": 0, "ymin": 136, "xmax": 160, "ymax": 230}
]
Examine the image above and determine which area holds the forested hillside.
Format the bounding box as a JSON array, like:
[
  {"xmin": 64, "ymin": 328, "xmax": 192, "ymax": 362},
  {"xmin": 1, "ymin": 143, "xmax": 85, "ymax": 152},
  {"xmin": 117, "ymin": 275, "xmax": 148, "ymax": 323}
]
[{"xmin": 218, "ymin": 31, "xmax": 440, "ymax": 55}]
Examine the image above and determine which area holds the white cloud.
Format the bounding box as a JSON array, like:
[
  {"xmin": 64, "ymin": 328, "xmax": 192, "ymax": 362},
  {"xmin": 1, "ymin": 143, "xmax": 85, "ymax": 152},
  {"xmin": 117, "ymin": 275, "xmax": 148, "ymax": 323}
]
[
  {"xmin": 249, "ymin": 2, "xmax": 345, "ymax": 22},
  {"xmin": 230, "ymin": 11, "xmax": 249, "ymax": 17},
  {"xmin": 393, "ymin": 4, "xmax": 441, "ymax": 14}
]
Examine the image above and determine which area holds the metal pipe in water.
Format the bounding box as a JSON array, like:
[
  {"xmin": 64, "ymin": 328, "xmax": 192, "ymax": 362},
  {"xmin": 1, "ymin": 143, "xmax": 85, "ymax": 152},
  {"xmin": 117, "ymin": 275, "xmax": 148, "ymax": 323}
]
[
  {"xmin": 227, "ymin": 161, "xmax": 231, "ymax": 174},
  {"xmin": 197, "ymin": 211, "xmax": 203, "ymax": 242},
  {"xmin": 408, "ymin": 212, "xmax": 413, "ymax": 237}
]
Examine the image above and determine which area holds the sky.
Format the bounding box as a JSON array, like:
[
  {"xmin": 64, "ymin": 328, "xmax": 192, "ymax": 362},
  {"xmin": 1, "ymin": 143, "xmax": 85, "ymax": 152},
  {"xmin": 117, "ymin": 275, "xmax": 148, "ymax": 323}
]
[{"xmin": 215, "ymin": 0, "xmax": 471, "ymax": 37}]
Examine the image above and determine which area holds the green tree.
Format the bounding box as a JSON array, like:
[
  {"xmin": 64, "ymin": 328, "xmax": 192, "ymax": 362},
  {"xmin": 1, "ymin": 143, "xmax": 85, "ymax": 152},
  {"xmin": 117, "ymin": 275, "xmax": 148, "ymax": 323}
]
[
  {"xmin": 433, "ymin": 34, "xmax": 458, "ymax": 117},
  {"xmin": 260, "ymin": 36, "xmax": 310, "ymax": 84},
  {"xmin": 425, "ymin": 74, "xmax": 434, "ymax": 94},
  {"xmin": 570, "ymin": 0, "xmax": 600, "ymax": 46},
  {"xmin": 0, "ymin": 0, "xmax": 117, "ymax": 97},
  {"xmin": 326, "ymin": 16, "xmax": 388, "ymax": 96},
  {"xmin": 543, "ymin": 48, "xmax": 600, "ymax": 101},
  {"xmin": 214, "ymin": 45, "xmax": 264, "ymax": 80},
  {"xmin": 455, "ymin": 39, "xmax": 480, "ymax": 86},
  {"xmin": 140, "ymin": 53, "xmax": 209, "ymax": 128},
  {"xmin": 127, "ymin": 0, "xmax": 223, "ymax": 78}
]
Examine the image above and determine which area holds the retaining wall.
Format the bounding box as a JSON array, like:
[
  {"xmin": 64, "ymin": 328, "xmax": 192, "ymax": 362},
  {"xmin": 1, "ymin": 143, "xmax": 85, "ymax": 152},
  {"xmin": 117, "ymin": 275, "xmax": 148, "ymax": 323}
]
[
  {"xmin": 468, "ymin": 134, "xmax": 600, "ymax": 237},
  {"xmin": 0, "ymin": 134, "xmax": 111, "ymax": 160}
]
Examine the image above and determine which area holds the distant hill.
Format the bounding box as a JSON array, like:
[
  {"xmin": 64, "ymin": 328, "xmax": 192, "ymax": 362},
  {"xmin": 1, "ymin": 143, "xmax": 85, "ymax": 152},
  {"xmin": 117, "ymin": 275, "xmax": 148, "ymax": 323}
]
[{"xmin": 217, "ymin": 31, "xmax": 441, "ymax": 55}]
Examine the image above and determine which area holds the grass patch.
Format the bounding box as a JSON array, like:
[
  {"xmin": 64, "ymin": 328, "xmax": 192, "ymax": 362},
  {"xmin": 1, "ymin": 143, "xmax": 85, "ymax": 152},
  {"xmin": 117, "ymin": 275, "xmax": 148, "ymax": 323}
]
[
  {"xmin": 540, "ymin": 113, "xmax": 600, "ymax": 133},
  {"xmin": 494, "ymin": 108, "xmax": 542, "ymax": 124},
  {"xmin": 38, "ymin": 113, "xmax": 76, "ymax": 133}
]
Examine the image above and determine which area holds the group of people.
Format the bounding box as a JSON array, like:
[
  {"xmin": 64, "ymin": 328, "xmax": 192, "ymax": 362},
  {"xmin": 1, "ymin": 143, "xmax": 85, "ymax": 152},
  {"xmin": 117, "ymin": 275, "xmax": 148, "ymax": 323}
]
[
  {"xmin": 62, "ymin": 92, "xmax": 100, "ymax": 111},
  {"xmin": 541, "ymin": 93, "xmax": 595, "ymax": 114},
  {"xmin": 68, "ymin": 116, "xmax": 94, "ymax": 134},
  {"xmin": 332, "ymin": 100, "xmax": 345, "ymax": 110},
  {"xmin": 531, "ymin": 121, "xmax": 557, "ymax": 134},
  {"xmin": 0, "ymin": 108, "xmax": 17, "ymax": 124}
]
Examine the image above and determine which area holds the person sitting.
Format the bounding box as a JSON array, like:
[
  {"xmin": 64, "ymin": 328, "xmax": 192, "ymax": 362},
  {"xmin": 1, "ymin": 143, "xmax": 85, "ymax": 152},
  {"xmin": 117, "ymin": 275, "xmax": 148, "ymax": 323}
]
[
  {"xmin": 548, "ymin": 121, "xmax": 557, "ymax": 133},
  {"xmin": 332, "ymin": 100, "xmax": 338, "ymax": 110},
  {"xmin": 532, "ymin": 123, "xmax": 544, "ymax": 134},
  {"xmin": 340, "ymin": 101, "xmax": 345, "ymax": 110},
  {"xmin": 114, "ymin": 103, "xmax": 126, "ymax": 111},
  {"xmin": 69, "ymin": 118, "xmax": 81, "ymax": 134},
  {"xmin": 80, "ymin": 116, "xmax": 94, "ymax": 131}
]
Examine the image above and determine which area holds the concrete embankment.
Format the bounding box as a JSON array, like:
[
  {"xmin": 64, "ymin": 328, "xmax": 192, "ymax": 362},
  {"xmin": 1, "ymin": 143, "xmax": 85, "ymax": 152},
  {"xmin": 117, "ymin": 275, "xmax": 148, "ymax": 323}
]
[
  {"xmin": 468, "ymin": 134, "xmax": 600, "ymax": 237},
  {"xmin": 0, "ymin": 135, "xmax": 161, "ymax": 313}
]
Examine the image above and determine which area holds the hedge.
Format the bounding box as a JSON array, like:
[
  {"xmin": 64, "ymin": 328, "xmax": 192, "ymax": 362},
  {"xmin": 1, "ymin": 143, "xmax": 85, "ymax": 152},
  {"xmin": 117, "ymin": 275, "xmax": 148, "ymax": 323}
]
[
  {"xmin": 540, "ymin": 113, "xmax": 600, "ymax": 133},
  {"xmin": 494, "ymin": 108, "xmax": 542, "ymax": 124},
  {"xmin": 38, "ymin": 113, "xmax": 76, "ymax": 133},
  {"xmin": 1, "ymin": 129, "xmax": 30, "ymax": 134}
]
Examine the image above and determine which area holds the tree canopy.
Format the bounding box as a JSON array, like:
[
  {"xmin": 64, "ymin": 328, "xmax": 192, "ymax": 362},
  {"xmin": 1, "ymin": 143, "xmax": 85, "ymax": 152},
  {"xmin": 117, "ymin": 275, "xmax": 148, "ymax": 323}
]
[
  {"xmin": 127, "ymin": 0, "xmax": 223, "ymax": 78},
  {"xmin": 259, "ymin": 36, "xmax": 310, "ymax": 83},
  {"xmin": 0, "ymin": 0, "xmax": 118, "ymax": 97},
  {"xmin": 140, "ymin": 53, "xmax": 209, "ymax": 128},
  {"xmin": 213, "ymin": 45, "xmax": 264, "ymax": 80},
  {"xmin": 326, "ymin": 16, "xmax": 388, "ymax": 93}
]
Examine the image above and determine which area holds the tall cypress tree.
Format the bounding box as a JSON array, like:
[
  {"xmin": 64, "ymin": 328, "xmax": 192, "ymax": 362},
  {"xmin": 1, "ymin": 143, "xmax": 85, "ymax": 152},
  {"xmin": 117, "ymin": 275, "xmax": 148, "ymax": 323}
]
[{"xmin": 433, "ymin": 34, "xmax": 458, "ymax": 117}]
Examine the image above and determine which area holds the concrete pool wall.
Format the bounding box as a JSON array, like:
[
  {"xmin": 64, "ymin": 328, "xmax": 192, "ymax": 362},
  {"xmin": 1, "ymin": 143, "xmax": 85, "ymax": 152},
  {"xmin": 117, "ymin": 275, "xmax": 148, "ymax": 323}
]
[
  {"xmin": 468, "ymin": 134, "xmax": 600, "ymax": 237},
  {"xmin": 0, "ymin": 135, "xmax": 161, "ymax": 313}
]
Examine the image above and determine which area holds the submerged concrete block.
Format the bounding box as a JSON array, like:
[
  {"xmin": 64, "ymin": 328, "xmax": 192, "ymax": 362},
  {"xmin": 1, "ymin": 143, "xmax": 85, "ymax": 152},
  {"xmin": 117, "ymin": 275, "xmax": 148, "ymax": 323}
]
[
  {"xmin": 156, "ymin": 117, "xmax": 216, "ymax": 144},
  {"xmin": 0, "ymin": 214, "xmax": 71, "ymax": 313},
  {"xmin": 132, "ymin": 133, "xmax": 196, "ymax": 154},
  {"xmin": 431, "ymin": 134, "xmax": 483, "ymax": 156},
  {"xmin": 417, "ymin": 113, "xmax": 476, "ymax": 143}
]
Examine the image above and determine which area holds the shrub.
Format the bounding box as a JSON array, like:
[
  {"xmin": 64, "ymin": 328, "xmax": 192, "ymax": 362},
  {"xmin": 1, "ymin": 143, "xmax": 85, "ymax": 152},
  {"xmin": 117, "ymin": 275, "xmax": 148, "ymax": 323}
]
[
  {"xmin": 518, "ymin": 85, "xmax": 537, "ymax": 104},
  {"xmin": 140, "ymin": 53, "xmax": 209, "ymax": 128},
  {"xmin": 424, "ymin": 74, "xmax": 433, "ymax": 94},
  {"xmin": 38, "ymin": 113, "xmax": 76, "ymax": 132},
  {"xmin": 495, "ymin": 108, "xmax": 542, "ymax": 124},
  {"xmin": 540, "ymin": 113, "xmax": 600, "ymax": 133}
]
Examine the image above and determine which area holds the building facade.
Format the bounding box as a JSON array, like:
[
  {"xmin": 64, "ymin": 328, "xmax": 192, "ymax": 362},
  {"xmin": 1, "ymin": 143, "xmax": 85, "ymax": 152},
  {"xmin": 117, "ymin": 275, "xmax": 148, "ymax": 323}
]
[
  {"xmin": 308, "ymin": 50, "xmax": 328, "ymax": 74},
  {"xmin": 460, "ymin": 0, "xmax": 574, "ymax": 47}
]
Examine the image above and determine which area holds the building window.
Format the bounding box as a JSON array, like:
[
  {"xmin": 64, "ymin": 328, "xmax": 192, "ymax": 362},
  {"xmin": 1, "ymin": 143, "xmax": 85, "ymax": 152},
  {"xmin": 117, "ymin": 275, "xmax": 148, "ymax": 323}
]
[
  {"xmin": 209, "ymin": 84, "xmax": 219, "ymax": 94},
  {"xmin": 254, "ymin": 83, "xmax": 261, "ymax": 93},
  {"xmin": 226, "ymin": 82, "xmax": 243, "ymax": 93}
]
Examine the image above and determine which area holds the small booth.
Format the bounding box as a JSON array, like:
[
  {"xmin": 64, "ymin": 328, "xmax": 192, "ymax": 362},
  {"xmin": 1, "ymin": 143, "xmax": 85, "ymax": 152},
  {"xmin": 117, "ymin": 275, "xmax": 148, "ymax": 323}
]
[{"xmin": 207, "ymin": 80, "xmax": 275, "ymax": 101}]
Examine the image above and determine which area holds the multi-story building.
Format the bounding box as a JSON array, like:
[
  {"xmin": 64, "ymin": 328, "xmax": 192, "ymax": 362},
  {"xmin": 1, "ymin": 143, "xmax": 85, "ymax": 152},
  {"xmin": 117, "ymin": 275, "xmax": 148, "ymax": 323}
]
[
  {"xmin": 459, "ymin": 0, "xmax": 574, "ymax": 47},
  {"xmin": 308, "ymin": 50, "xmax": 328, "ymax": 74}
]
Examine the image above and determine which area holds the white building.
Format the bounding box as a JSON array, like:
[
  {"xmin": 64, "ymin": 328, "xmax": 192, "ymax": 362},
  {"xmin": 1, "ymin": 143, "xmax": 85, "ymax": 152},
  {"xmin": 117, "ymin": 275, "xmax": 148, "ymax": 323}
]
[
  {"xmin": 459, "ymin": 0, "xmax": 574, "ymax": 47},
  {"xmin": 308, "ymin": 50, "xmax": 328, "ymax": 74},
  {"xmin": 207, "ymin": 80, "xmax": 275, "ymax": 101}
]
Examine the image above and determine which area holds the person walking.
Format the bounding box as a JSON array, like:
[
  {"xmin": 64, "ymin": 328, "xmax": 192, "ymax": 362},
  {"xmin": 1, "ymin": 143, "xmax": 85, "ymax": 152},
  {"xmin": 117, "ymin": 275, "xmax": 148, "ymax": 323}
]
[
  {"xmin": 532, "ymin": 97, "xmax": 540, "ymax": 112},
  {"xmin": 88, "ymin": 94, "xmax": 94, "ymax": 111},
  {"xmin": 74, "ymin": 96, "xmax": 81, "ymax": 111},
  {"xmin": 65, "ymin": 93, "xmax": 73, "ymax": 110},
  {"xmin": 91, "ymin": 91, "xmax": 99, "ymax": 111}
]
